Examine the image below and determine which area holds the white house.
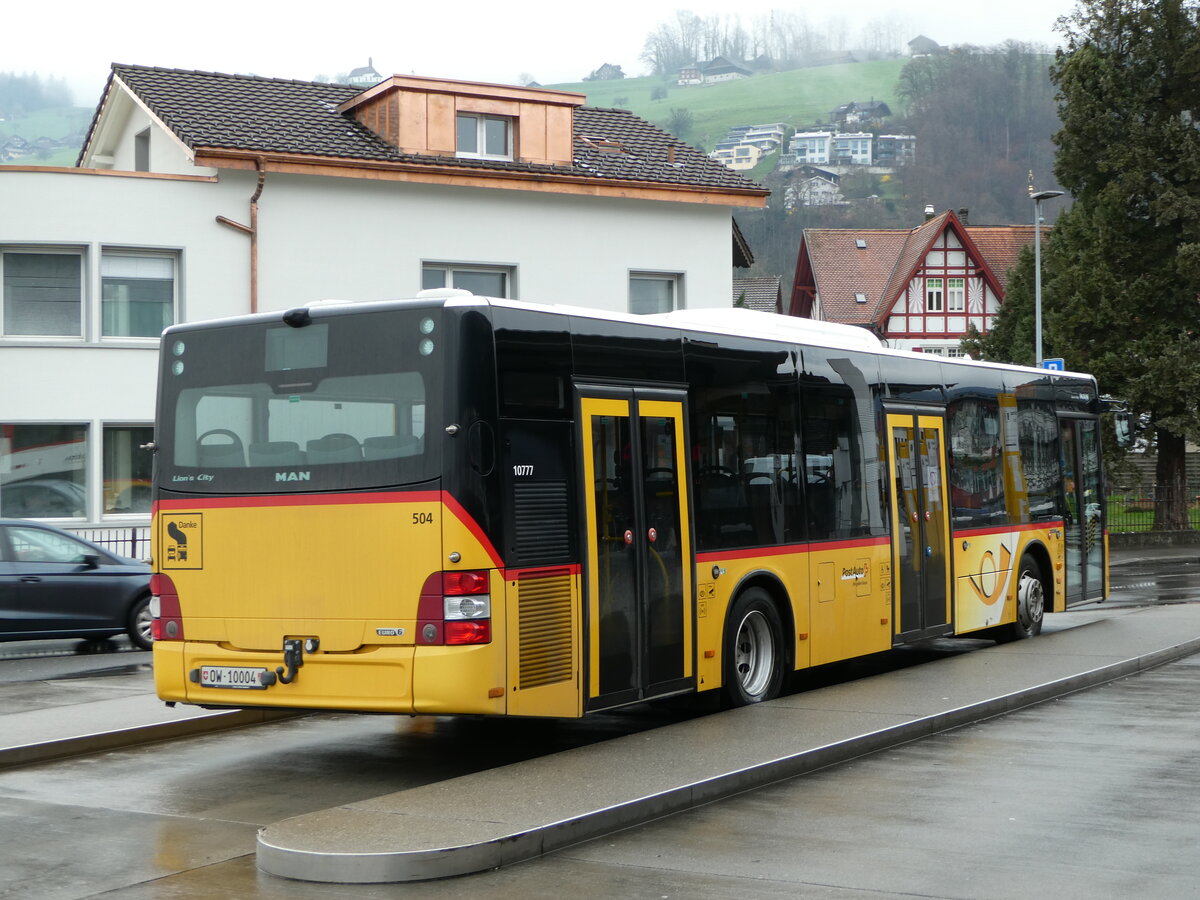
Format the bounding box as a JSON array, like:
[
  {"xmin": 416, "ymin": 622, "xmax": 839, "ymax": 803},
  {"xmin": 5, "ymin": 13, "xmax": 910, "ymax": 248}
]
[{"xmin": 0, "ymin": 64, "xmax": 766, "ymax": 530}]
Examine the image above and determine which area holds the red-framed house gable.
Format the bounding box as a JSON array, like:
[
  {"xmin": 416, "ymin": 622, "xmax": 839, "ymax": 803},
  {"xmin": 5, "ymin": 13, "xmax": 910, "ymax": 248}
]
[{"xmin": 788, "ymin": 210, "xmax": 1033, "ymax": 355}]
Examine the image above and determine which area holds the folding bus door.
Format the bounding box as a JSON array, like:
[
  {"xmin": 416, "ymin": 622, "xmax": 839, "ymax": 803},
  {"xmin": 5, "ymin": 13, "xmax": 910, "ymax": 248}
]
[{"xmin": 578, "ymin": 388, "xmax": 694, "ymax": 711}]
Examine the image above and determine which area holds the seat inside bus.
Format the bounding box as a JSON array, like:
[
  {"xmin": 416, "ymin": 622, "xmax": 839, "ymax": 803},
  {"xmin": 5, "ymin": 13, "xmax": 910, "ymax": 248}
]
[
  {"xmin": 306, "ymin": 434, "xmax": 363, "ymax": 464},
  {"xmin": 248, "ymin": 441, "xmax": 305, "ymax": 466},
  {"xmin": 363, "ymin": 435, "xmax": 422, "ymax": 459}
]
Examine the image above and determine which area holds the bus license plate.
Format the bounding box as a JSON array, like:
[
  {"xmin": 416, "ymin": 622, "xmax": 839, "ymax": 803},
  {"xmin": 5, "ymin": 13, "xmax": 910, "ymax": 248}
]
[{"xmin": 199, "ymin": 665, "xmax": 268, "ymax": 689}]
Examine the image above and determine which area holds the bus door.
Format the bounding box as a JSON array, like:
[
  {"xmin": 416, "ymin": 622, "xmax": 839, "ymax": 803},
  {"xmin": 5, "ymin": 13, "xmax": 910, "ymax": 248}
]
[
  {"xmin": 577, "ymin": 388, "xmax": 694, "ymax": 711},
  {"xmin": 886, "ymin": 412, "xmax": 953, "ymax": 641},
  {"xmin": 1060, "ymin": 417, "xmax": 1105, "ymax": 604}
]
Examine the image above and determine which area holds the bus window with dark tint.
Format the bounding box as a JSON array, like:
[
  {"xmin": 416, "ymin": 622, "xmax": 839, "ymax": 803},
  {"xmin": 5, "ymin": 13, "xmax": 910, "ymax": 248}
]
[
  {"xmin": 161, "ymin": 308, "xmax": 440, "ymax": 492},
  {"xmin": 686, "ymin": 338, "xmax": 799, "ymax": 550},
  {"xmin": 799, "ymin": 350, "xmax": 885, "ymax": 541},
  {"xmin": 1018, "ymin": 399, "xmax": 1061, "ymax": 521},
  {"xmin": 947, "ymin": 397, "xmax": 1006, "ymax": 526},
  {"xmin": 493, "ymin": 308, "xmax": 571, "ymax": 418}
]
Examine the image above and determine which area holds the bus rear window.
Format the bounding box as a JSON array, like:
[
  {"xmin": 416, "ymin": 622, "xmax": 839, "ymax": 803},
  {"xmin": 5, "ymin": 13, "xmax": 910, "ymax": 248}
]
[{"xmin": 174, "ymin": 372, "xmax": 425, "ymax": 470}]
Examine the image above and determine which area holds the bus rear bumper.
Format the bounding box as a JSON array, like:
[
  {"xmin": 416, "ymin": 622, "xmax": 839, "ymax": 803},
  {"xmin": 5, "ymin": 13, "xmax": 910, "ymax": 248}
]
[{"xmin": 154, "ymin": 641, "xmax": 418, "ymax": 713}]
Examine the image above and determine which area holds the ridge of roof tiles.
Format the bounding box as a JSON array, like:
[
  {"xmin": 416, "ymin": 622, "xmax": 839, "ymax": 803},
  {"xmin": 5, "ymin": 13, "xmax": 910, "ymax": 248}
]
[{"xmin": 99, "ymin": 64, "xmax": 762, "ymax": 193}]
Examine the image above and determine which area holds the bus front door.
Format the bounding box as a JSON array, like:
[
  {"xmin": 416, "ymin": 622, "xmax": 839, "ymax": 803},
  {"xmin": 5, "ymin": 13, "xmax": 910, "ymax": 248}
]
[
  {"xmin": 1060, "ymin": 417, "xmax": 1105, "ymax": 605},
  {"xmin": 579, "ymin": 390, "xmax": 694, "ymax": 711},
  {"xmin": 887, "ymin": 412, "xmax": 953, "ymax": 641}
]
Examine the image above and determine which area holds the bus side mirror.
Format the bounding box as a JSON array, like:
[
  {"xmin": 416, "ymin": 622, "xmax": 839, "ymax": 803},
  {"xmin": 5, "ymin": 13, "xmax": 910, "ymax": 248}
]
[{"xmin": 1114, "ymin": 412, "xmax": 1133, "ymax": 449}]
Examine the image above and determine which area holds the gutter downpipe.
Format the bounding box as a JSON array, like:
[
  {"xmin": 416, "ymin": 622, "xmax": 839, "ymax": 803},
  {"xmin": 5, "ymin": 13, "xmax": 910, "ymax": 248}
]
[{"xmin": 215, "ymin": 157, "xmax": 267, "ymax": 314}]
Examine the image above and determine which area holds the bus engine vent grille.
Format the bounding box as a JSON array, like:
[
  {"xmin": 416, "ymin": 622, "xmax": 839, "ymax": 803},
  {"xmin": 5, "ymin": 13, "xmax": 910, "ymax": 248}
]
[
  {"xmin": 518, "ymin": 569, "xmax": 574, "ymax": 690},
  {"xmin": 513, "ymin": 480, "xmax": 571, "ymax": 563}
]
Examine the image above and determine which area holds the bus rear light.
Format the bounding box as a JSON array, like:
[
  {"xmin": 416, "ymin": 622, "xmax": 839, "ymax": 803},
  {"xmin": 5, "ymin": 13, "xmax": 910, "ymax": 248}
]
[
  {"xmin": 417, "ymin": 570, "xmax": 492, "ymax": 645},
  {"xmin": 443, "ymin": 570, "xmax": 489, "ymax": 595},
  {"xmin": 150, "ymin": 572, "xmax": 185, "ymax": 641},
  {"xmin": 445, "ymin": 620, "xmax": 491, "ymax": 645}
]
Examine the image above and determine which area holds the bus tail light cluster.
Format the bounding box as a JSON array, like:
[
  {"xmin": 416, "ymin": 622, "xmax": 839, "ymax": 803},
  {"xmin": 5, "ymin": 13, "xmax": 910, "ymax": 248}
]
[
  {"xmin": 150, "ymin": 573, "xmax": 185, "ymax": 641},
  {"xmin": 417, "ymin": 570, "xmax": 492, "ymax": 645}
]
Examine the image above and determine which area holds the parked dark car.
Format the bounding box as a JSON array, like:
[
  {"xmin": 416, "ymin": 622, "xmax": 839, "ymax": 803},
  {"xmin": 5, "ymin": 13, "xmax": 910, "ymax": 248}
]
[{"xmin": 0, "ymin": 518, "xmax": 152, "ymax": 649}]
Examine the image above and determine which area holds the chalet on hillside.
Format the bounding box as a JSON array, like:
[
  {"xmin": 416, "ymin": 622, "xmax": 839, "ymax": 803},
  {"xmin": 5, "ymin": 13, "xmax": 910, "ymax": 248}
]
[
  {"xmin": 908, "ymin": 35, "xmax": 945, "ymax": 57},
  {"xmin": 787, "ymin": 210, "xmax": 1038, "ymax": 355}
]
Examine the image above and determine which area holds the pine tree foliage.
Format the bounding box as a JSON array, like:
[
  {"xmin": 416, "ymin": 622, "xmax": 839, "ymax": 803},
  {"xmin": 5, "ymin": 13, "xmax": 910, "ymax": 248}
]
[{"xmin": 984, "ymin": 0, "xmax": 1200, "ymax": 527}]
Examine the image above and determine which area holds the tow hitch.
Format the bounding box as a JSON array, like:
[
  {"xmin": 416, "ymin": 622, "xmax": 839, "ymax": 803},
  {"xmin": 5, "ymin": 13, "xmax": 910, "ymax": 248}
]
[{"xmin": 260, "ymin": 637, "xmax": 319, "ymax": 687}]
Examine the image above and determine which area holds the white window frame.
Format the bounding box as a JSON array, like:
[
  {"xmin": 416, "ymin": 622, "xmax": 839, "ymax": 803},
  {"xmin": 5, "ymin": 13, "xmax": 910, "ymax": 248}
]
[
  {"xmin": 100, "ymin": 249, "xmax": 178, "ymax": 341},
  {"xmin": 629, "ymin": 272, "xmax": 683, "ymax": 315},
  {"xmin": 947, "ymin": 277, "xmax": 966, "ymax": 313},
  {"xmin": 422, "ymin": 262, "xmax": 514, "ymax": 298},
  {"xmin": 456, "ymin": 113, "xmax": 514, "ymax": 161},
  {"xmin": 925, "ymin": 277, "xmax": 944, "ymax": 313}
]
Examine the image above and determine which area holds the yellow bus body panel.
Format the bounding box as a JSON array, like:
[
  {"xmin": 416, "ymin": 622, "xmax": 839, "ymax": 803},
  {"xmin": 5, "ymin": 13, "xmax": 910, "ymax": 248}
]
[
  {"xmin": 952, "ymin": 524, "xmax": 1064, "ymax": 632},
  {"xmin": 153, "ymin": 492, "xmax": 521, "ymax": 714}
]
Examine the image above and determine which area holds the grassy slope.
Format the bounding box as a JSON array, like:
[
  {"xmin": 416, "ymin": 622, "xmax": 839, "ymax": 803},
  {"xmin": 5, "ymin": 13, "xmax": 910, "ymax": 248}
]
[
  {"xmin": 550, "ymin": 58, "xmax": 906, "ymax": 153},
  {"xmin": 3, "ymin": 58, "xmax": 906, "ymax": 169},
  {"xmin": 0, "ymin": 106, "xmax": 92, "ymax": 165}
]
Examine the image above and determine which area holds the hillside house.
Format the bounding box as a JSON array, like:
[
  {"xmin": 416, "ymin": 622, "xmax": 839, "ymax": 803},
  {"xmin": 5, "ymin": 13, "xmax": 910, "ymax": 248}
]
[
  {"xmin": 345, "ymin": 59, "xmax": 382, "ymax": 88},
  {"xmin": 830, "ymin": 100, "xmax": 892, "ymax": 129},
  {"xmin": 908, "ymin": 35, "xmax": 945, "ymax": 57},
  {"xmin": 678, "ymin": 57, "xmax": 753, "ymax": 85},
  {"xmin": 1, "ymin": 63, "xmax": 765, "ymax": 528},
  {"xmin": 787, "ymin": 210, "xmax": 1037, "ymax": 355}
]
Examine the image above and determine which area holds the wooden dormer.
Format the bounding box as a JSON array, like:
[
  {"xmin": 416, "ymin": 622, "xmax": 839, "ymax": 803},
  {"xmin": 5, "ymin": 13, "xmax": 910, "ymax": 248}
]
[{"xmin": 338, "ymin": 75, "xmax": 585, "ymax": 167}]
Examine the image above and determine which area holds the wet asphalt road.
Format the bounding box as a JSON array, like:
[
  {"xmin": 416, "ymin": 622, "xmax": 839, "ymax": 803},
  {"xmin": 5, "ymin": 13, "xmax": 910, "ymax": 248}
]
[{"xmin": 1, "ymin": 549, "xmax": 1198, "ymax": 897}]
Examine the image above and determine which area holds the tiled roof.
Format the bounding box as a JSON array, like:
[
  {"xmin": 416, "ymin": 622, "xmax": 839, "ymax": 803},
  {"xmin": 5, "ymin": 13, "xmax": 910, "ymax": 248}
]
[
  {"xmin": 796, "ymin": 213, "xmax": 1038, "ymax": 326},
  {"xmin": 84, "ymin": 64, "xmax": 763, "ymax": 195},
  {"xmin": 733, "ymin": 276, "xmax": 782, "ymax": 312},
  {"xmin": 965, "ymin": 225, "xmax": 1038, "ymax": 292},
  {"xmin": 800, "ymin": 228, "xmax": 912, "ymax": 325}
]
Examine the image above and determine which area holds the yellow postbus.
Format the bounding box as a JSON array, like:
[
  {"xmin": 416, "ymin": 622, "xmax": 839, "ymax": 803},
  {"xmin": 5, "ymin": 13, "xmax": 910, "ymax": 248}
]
[{"xmin": 150, "ymin": 293, "xmax": 1112, "ymax": 716}]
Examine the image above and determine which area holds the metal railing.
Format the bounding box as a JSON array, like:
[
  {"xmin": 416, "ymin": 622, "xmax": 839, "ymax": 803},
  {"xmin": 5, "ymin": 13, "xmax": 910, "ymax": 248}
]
[
  {"xmin": 69, "ymin": 525, "xmax": 152, "ymax": 561},
  {"xmin": 1105, "ymin": 487, "xmax": 1200, "ymax": 533}
]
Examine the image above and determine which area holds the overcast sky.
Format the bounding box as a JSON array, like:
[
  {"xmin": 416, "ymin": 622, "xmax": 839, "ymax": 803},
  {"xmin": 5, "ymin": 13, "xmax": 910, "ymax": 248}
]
[{"xmin": 14, "ymin": 1, "xmax": 1073, "ymax": 106}]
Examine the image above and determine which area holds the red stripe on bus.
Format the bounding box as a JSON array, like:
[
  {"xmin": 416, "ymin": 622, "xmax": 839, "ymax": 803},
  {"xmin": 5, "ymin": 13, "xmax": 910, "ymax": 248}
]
[
  {"xmin": 152, "ymin": 490, "xmax": 503, "ymax": 568},
  {"xmin": 153, "ymin": 491, "xmax": 440, "ymax": 510},
  {"xmin": 503, "ymin": 564, "xmax": 582, "ymax": 581},
  {"xmin": 953, "ymin": 521, "xmax": 1064, "ymax": 538},
  {"xmin": 696, "ymin": 535, "xmax": 889, "ymax": 564}
]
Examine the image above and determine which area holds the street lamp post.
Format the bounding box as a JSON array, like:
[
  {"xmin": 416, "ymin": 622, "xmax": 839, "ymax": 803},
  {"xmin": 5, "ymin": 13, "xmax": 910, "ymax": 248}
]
[{"xmin": 1030, "ymin": 187, "xmax": 1064, "ymax": 367}]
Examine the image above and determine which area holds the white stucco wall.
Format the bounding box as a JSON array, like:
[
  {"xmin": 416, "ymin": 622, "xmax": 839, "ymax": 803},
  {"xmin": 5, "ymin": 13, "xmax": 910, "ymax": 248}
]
[{"xmin": 2, "ymin": 162, "xmax": 741, "ymax": 524}]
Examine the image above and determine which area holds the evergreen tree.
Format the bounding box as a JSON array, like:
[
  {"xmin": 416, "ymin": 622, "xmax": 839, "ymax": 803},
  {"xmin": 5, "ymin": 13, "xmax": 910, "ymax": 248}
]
[{"xmin": 987, "ymin": 0, "xmax": 1200, "ymax": 529}]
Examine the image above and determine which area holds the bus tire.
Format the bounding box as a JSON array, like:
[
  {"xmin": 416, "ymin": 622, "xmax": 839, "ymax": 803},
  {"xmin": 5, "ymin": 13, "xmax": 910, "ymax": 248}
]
[
  {"xmin": 995, "ymin": 554, "xmax": 1045, "ymax": 643},
  {"xmin": 723, "ymin": 588, "xmax": 785, "ymax": 707}
]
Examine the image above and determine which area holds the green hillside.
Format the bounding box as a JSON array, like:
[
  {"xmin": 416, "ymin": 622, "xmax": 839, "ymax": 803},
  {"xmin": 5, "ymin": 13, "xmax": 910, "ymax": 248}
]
[
  {"xmin": 550, "ymin": 58, "xmax": 907, "ymax": 153},
  {"xmin": 0, "ymin": 105, "xmax": 91, "ymax": 166}
]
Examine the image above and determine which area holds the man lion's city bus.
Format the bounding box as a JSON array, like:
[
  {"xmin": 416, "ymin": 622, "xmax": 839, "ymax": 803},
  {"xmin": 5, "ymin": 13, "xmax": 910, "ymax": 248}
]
[{"xmin": 150, "ymin": 292, "xmax": 1112, "ymax": 717}]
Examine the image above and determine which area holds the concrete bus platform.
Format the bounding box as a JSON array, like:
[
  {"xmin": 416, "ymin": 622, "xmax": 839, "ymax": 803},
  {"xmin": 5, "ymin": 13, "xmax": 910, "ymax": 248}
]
[{"xmin": 256, "ymin": 601, "xmax": 1200, "ymax": 884}]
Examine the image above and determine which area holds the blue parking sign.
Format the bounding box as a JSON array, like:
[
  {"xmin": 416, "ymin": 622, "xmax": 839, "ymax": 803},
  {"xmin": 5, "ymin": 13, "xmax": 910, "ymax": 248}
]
[{"xmin": 1042, "ymin": 357, "xmax": 1065, "ymax": 371}]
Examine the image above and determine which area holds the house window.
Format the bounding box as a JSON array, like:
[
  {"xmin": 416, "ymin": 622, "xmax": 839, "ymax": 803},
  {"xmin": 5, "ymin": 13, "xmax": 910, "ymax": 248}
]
[
  {"xmin": 422, "ymin": 263, "xmax": 512, "ymax": 298},
  {"xmin": 134, "ymin": 128, "xmax": 150, "ymax": 172},
  {"xmin": 0, "ymin": 423, "xmax": 88, "ymax": 518},
  {"xmin": 103, "ymin": 425, "xmax": 154, "ymax": 515},
  {"xmin": 630, "ymin": 273, "xmax": 681, "ymax": 314},
  {"xmin": 2, "ymin": 251, "xmax": 82, "ymax": 337},
  {"xmin": 456, "ymin": 113, "xmax": 513, "ymax": 160},
  {"xmin": 925, "ymin": 278, "xmax": 944, "ymax": 313},
  {"xmin": 947, "ymin": 277, "xmax": 965, "ymax": 312},
  {"xmin": 102, "ymin": 253, "xmax": 175, "ymax": 338}
]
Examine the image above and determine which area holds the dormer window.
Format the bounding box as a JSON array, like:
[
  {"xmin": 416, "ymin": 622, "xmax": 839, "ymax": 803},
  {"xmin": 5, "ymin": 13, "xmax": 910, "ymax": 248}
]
[{"xmin": 456, "ymin": 113, "xmax": 513, "ymax": 160}]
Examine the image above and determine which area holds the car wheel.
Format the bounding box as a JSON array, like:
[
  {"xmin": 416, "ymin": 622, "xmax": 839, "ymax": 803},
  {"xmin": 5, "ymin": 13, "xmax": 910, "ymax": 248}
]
[
  {"xmin": 723, "ymin": 587, "xmax": 785, "ymax": 707},
  {"xmin": 128, "ymin": 595, "xmax": 154, "ymax": 650}
]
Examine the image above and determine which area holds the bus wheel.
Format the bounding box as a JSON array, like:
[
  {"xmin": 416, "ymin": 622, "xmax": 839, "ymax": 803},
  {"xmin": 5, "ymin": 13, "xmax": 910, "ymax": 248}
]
[
  {"xmin": 724, "ymin": 588, "xmax": 785, "ymax": 706},
  {"xmin": 997, "ymin": 555, "xmax": 1045, "ymax": 643}
]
